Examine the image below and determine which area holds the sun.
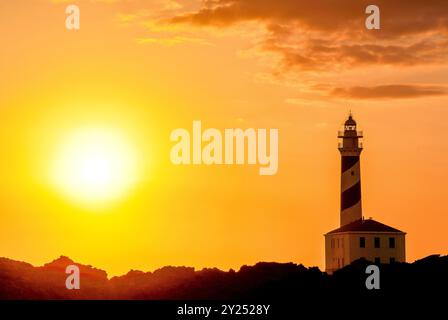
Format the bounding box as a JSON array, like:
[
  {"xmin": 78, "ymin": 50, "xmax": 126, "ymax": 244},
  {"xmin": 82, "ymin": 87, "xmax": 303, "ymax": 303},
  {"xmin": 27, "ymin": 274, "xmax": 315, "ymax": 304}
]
[{"xmin": 51, "ymin": 127, "xmax": 140, "ymax": 206}]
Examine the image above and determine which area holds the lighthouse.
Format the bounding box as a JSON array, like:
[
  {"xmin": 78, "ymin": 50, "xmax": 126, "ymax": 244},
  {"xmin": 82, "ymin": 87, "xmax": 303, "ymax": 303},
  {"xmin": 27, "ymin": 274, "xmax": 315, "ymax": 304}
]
[
  {"xmin": 338, "ymin": 113, "xmax": 363, "ymax": 226},
  {"xmin": 324, "ymin": 113, "xmax": 406, "ymax": 274}
]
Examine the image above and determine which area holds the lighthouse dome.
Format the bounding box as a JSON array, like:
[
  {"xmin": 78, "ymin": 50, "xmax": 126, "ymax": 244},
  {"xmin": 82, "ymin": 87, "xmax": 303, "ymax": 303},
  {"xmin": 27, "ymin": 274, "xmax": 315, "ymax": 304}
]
[{"xmin": 345, "ymin": 114, "xmax": 356, "ymax": 126}]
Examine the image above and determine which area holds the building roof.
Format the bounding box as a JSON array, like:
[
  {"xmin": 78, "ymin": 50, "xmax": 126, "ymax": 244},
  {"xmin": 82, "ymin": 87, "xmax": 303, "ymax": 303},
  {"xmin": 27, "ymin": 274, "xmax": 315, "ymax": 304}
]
[{"xmin": 326, "ymin": 218, "xmax": 405, "ymax": 235}]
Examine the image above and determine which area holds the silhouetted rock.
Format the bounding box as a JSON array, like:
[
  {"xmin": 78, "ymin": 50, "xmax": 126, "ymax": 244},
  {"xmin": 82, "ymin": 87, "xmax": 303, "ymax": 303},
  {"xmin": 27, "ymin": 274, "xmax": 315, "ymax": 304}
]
[{"xmin": 0, "ymin": 255, "xmax": 447, "ymax": 299}]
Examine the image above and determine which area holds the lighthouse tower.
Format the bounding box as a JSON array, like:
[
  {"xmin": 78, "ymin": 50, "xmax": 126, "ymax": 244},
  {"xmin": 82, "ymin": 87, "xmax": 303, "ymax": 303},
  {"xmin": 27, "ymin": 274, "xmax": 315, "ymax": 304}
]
[
  {"xmin": 324, "ymin": 113, "xmax": 406, "ymax": 274},
  {"xmin": 338, "ymin": 113, "xmax": 363, "ymax": 226}
]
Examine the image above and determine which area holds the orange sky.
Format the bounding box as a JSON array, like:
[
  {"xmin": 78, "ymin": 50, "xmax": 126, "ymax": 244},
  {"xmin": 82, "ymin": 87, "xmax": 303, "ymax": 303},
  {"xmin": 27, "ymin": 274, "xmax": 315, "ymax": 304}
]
[{"xmin": 1, "ymin": 0, "xmax": 448, "ymax": 276}]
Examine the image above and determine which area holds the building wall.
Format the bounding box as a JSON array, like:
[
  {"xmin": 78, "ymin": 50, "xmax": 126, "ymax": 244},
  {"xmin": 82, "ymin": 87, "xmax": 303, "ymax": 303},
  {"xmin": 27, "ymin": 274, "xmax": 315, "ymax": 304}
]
[
  {"xmin": 348, "ymin": 232, "xmax": 405, "ymax": 264},
  {"xmin": 325, "ymin": 232, "xmax": 405, "ymax": 274},
  {"xmin": 325, "ymin": 233, "xmax": 351, "ymax": 274}
]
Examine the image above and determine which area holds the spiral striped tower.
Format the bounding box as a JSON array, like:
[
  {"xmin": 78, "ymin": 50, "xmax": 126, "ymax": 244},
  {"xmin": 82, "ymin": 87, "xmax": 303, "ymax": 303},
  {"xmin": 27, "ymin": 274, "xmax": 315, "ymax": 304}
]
[{"xmin": 338, "ymin": 113, "xmax": 363, "ymax": 226}]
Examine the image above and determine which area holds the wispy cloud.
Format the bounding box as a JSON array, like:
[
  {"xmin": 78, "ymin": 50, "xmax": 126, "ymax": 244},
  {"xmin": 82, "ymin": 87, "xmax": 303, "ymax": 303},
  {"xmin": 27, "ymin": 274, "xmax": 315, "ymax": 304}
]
[
  {"xmin": 331, "ymin": 85, "xmax": 448, "ymax": 100},
  {"xmin": 136, "ymin": 35, "xmax": 211, "ymax": 46}
]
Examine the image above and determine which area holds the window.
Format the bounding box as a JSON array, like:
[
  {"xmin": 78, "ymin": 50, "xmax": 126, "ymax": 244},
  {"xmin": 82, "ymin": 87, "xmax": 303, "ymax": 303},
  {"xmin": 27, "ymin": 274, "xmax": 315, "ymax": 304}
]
[
  {"xmin": 337, "ymin": 239, "xmax": 339, "ymax": 248},
  {"xmin": 374, "ymin": 257, "xmax": 381, "ymax": 264},
  {"xmin": 374, "ymin": 237, "xmax": 380, "ymax": 248},
  {"xmin": 389, "ymin": 237, "xmax": 396, "ymax": 248},
  {"xmin": 331, "ymin": 239, "xmax": 334, "ymax": 248},
  {"xmin": 342, "ymin": 258, "xmax": 344, "ymax": 267},
  {"xmin": 360, "ymin": 237, "xmax": 366, "ymax": 248},
  {"xmin": 390, "ymin": 257, "xmax": 396, "ymax": 264}
]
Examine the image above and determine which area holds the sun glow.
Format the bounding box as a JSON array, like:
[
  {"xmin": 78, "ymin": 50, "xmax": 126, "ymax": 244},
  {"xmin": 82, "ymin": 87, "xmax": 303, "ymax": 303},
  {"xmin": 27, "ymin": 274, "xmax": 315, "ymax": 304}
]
[{"xmin": 51, "ymin": 128, "xmax": 140, "ymax": 206}]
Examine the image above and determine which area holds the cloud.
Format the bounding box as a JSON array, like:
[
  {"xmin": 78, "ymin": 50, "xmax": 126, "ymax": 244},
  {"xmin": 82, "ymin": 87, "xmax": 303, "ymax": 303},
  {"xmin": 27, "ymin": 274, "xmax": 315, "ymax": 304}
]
[
  {"xmin": 331, "ymin": 85, "xmax": 448, "ymax": 99},
  {"xmin": 136, "ymin": 36, "xmax": 211, "ymax": 46},
  {"xmin": 170, "ymin": 0, "xmax": 448, "ymax": 36},
  {"xmin": 112, "ymin": 0, "xmax": 448, "ymax": 102},
  {"xmin": 268, "ymin": 38, "xmax": 448, "ymax": 71},
  {"xmin": 170, "ymin": 0, "xmax": 364, "ymax": 30},
  {"xmin": 168, "ymin": 0, "xmax": 448, "ymax": 71}
]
